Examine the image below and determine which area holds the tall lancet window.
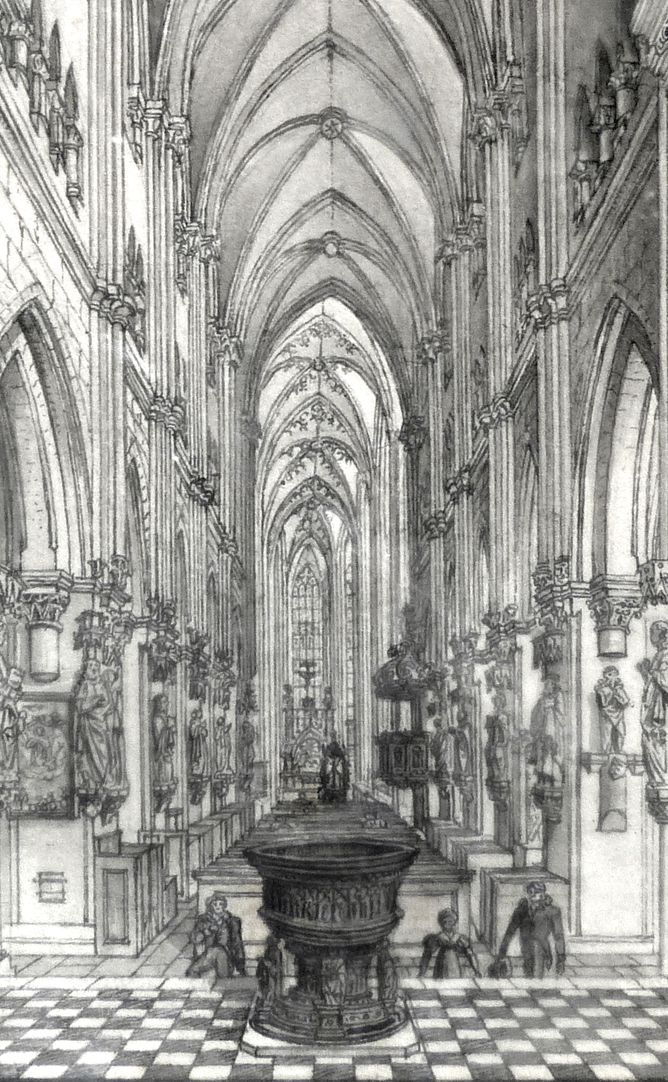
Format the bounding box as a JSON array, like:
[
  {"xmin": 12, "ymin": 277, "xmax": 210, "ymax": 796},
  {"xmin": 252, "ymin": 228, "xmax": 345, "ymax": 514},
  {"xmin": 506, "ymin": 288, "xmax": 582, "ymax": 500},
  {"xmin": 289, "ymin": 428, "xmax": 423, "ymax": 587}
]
[{"xmin": 291, "ymin": 561, "xmax": 324, "ymax": 698}]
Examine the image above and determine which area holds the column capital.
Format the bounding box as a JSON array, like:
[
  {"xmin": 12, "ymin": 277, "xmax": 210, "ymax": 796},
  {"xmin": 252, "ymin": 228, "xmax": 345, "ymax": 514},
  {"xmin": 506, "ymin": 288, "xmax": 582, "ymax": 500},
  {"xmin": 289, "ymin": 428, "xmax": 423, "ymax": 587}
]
[
  {"xmin": 638, "ymin": 558, "xmax": 668, "ymax": 608},
  {"xmin": 417, "ymin": 327, "xmax": 450, "ymax": 366},
  {"xmin": 399, "ymin": 413, "xmax": 427, "ymax": 455},
  {"xmin": 165, "ymin": 113, "xmax": 191, "ymax": 158},
  {"xmin": 208, "ymin": 319, "xmax": 243, "ymax": 370},
  {"xmin": 469, "ymin": 106, "xmax": 498, "ymax": 150},
  {"xmin": 21, "ymin": 571, "xmax": 73, "ymax": 629},
  {"xmin": 144, "ymin": 98, "xmax": 169, "ymax": 140},
  {"xmin": 588, "ymin": 573, "xmax": 642, "ymax": 656},
  {"xmin": 149, "ymin": 392, "xmax": 185, "ymax": 436}
]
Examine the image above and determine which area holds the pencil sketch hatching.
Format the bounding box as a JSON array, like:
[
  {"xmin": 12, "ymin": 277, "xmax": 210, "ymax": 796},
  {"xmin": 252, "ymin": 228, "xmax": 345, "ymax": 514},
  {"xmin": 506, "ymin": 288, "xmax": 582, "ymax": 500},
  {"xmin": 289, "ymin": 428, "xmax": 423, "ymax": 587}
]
[{"xmin": 0, "ymin": 0, "xmax": 668, "ymax": 1079}]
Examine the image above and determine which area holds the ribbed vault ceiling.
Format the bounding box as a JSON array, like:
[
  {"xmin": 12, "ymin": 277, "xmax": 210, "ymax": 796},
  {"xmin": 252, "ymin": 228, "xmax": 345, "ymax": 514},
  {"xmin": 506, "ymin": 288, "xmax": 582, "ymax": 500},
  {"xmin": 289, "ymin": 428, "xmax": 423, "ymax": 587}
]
[{"xmin": 158, "ymin": 0, "xmax": 492, "ymax": 398}]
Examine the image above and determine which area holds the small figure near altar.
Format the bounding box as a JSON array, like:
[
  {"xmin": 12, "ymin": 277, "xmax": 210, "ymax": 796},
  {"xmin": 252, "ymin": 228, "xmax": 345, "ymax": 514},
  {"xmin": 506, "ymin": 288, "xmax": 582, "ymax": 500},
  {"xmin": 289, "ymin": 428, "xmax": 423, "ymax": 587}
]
[{"xmin": 318, "ymin": 730, "xmax": 350, "ymax": 803}]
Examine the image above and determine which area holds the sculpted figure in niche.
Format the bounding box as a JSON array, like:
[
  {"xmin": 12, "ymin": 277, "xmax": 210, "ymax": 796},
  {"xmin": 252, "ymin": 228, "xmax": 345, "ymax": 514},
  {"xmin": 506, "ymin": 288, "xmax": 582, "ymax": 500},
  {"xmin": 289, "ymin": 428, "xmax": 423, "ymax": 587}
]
[
  {"xmin": 0, "ymin": 667, "xmax": 23, "ymax": 775},
  {"xmin": 256, "ymin": 934, "xmax": 284, "ymax": 1007},
  {"xmin": 74, "ymin": 658, "xmax": 119, "ymax": 795},
  {"xmin": 214, "ymin": 714, "xmax": 233, "ymax": 773},
  {"xmin": 151, "ymin": 693, "xmax": 176, "ymax": 787},
  {"xmin": 594, "ymin": 665, "xmax": 630, "ymax": 754},
  {"xmin": 639, "ymin": 621, "xmax": 668, "ymax": 786},
  {"xmin": 429, "ymin": 700, "xmax": 454, "ymax": 780},
  {"xmin": 529, "ymin": 673, "xmax": 566, "ymax": 787},
  {"xmin": 188, "ymin": 706, "xmax": 210, "ymax": 778},
  {"xmin": 485, "ymin": 691, "xmax": 510, "ymax": 788},
  {"xmin": 239, "ymin": 718, "xmax": 256, "ymax": 776}
]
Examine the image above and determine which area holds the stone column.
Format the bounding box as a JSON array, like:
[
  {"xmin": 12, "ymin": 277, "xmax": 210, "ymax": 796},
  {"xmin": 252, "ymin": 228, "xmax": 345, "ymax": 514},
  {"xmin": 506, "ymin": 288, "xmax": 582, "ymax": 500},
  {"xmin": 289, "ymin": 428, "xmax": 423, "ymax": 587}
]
[
  {"xmin": 419, "ymin": 330, "xmax": 449, "ymax": 663},
  {"xmin": 21, "ymin": 572, "xmax": 72, "ymax": 683}
]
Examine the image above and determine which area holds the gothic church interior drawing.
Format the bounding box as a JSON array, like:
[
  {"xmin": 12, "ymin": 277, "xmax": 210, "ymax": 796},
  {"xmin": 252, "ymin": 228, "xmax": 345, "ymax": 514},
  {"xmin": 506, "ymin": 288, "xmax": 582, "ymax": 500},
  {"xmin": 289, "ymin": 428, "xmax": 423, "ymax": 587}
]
[{"xmin": 1, "ymin": 0, "xmax": 668, "ymax": 1079}]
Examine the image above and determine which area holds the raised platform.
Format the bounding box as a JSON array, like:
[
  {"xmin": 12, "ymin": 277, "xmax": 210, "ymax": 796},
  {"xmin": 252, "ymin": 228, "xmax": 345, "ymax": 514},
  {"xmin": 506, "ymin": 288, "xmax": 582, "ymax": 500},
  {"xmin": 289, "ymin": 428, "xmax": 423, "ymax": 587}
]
[{"xmin": 240, "ymin": 1008, "xmax": 421, "ymax": 1059}]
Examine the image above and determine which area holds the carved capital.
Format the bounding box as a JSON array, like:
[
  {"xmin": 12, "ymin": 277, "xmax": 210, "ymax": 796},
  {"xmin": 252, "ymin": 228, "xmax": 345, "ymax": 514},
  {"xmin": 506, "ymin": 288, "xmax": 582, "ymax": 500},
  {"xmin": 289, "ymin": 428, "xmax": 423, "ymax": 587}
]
[
  {"xmin": 588, "ymin": 574, "xmax": 642, "ymax": 656},
  {"xmin": 187, "ymin": 472, "xmax": 216, "ymax": 508},
  {"xmin": 423, "ymin": 509, "xmax": 447, "ymax": 540},
  {"xmin": 22, "ymin": 571, "xmax": 73, "ymax": 629},
  {"xmin": 399, "ymin": 414, "xmax": 427, "ymax": 456},
  {"xmin": 417, "ymin": 328, "xmax": 450, "ymax": 366},
  {"xmin": 470, "ymin": 107, "xmax": 497, "ymax": 150},
  {"xmin": 638, "ymin": 558, "xmax": 668, "ymax": 608},
  {"xmin": 528, "ymin": 279, "xmax": 570, "ymax": 330},
  {"xmin": 166, "ymin": 114, "xmax": 190, "ymax": 158}
]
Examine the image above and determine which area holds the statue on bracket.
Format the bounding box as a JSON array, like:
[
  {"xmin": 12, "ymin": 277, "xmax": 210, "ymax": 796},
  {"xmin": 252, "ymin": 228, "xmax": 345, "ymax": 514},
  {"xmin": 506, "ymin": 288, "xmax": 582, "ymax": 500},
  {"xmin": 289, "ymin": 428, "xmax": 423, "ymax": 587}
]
[
  {"xmin": 594, "ymin": 665, "xmax": 630, "ymax": 755},
  {"xmin": 74, "ymin": 656, "xmax": 128, "ymax": 825},
  {"xmin": 213, "ymin": 713, "xmax": 235, "ymax": 805},
  {"xmin": 485, "ymin": 690, "xmax": 511, "ymax": 805},
  {"xmin": 0, "ymin": 664, "xmax": 24, "ymax": 809},
  {"xmin": 151, "ymin": 692, "xmax": 177, "ymax": 814},
  {"xmin": 639, "ymin": 622, "xmax": 668, "ymax": 822},
  {"xmin": 529, "ymin": 673, "xmax": 566, "ymax": 788},
  {"xmin": 188, "ymin": 705, "xmax": 210, "ymax": 806}
]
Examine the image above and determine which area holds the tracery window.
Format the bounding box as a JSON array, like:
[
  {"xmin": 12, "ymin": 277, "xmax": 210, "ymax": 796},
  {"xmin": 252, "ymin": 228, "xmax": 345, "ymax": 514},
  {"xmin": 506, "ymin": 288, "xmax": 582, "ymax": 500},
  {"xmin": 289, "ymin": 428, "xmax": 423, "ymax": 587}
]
[{"xmin": 291, "ymin": 562, "xmax": 323, "ymax": 698}]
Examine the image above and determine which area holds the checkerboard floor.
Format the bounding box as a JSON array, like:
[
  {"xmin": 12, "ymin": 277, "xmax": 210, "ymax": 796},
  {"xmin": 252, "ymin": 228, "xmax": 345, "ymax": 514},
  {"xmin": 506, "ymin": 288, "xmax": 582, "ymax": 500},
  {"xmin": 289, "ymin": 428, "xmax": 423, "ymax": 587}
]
[{"xmin": 0, "ymin": 972, "xmax": 668, "ymax": 1081}]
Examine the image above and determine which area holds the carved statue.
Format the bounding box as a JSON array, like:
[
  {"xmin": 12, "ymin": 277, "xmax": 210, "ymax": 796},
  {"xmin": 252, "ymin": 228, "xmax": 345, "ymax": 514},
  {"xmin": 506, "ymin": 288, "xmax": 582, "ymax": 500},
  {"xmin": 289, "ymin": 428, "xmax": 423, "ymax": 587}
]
[
  {"xmin": 256, "ymin": 934, "xmax": 284, "ymax": 1007},
  {"xmin": 529, "ymin": 673, "xmax": 566, "ymax": 787},
  {"xmin": 376, "ymin": 941, "xmax": 399, "ymax": 1006},
  {"xmin": 594, "ymin": 665, "xmax": 630, "ymax": 754},
  {"xmin": 320, "ymin": 956, "xmax": 346, "ymax": 1005},
  {"xmin": 188, "ymin": 706, "xmax": 210, "ymax": 778},
  {"xmin": 449, "ymin": 686, "xmax": 474, "ymax": 779},
  {"xmin": 282, "ymin": 682, "xmax": 295, "ymax": 740},
  {"xmin": 74, "ymin": 657, "xmax": 127, "ymax": 804},
  {"xmin": 0, "ymin": 666, "xmax": 23, "ymax": 776},
  {"xmin": 640, "ymin": 621, "xmax": 668, "ymax": 786},
  {"xmin": 214, "ymin": 714, "xmax": 233, "ymax": 773},
  {"xmin": 428, "ymin": 701, "xmax": 454, "ymax": 780},
  {"xmin": 239, "ymin": 718, "xmax": 256, "ymax": 778},
  {"xmin": 485, "ymin": 692, "xmax": 510, "ymax": 789},
  {"xmin": 151, "ymin": 693, "xmax": 176, "ymax": 788}
]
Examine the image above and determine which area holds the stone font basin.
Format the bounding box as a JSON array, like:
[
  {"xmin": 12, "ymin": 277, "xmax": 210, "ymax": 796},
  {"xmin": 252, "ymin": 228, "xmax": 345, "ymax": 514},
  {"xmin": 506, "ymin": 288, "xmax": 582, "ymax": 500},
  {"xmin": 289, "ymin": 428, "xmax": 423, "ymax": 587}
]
[{"xmin": 244, "ymin": 835, "xmax": 418, "ymax": 1044}]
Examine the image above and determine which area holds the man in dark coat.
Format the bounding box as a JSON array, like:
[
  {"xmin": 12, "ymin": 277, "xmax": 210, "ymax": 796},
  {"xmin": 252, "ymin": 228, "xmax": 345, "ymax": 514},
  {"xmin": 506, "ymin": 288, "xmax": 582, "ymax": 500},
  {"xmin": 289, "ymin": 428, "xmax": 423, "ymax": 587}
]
[
  {"xmin": 186, "ymin": 892, "xmax": 246, "ymax": 979},
  {"xmin": 494, "ymin": 881, "xmax": 566, "ymax": 978}
]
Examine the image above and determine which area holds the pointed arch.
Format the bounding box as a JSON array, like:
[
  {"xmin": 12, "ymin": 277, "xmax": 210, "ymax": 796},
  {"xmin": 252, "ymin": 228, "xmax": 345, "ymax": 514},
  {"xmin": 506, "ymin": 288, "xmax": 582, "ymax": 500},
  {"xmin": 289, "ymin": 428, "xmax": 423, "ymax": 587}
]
[{"xmin": 575, "ymin": 297, "xmax": 658, "ymax": 581}]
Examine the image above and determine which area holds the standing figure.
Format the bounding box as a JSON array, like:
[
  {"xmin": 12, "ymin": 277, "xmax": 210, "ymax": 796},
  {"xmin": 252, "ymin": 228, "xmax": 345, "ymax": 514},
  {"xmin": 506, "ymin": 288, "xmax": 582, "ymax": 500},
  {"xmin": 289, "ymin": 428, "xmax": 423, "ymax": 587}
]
[
  {"xmin": 74, "ymin": 658, "xmax": 114, "ymax": 795},
  {"xmin": 493, "ymin": 881, "xmax": 566, "ymax": 978},
  {"xmin": 215, "ymin": 715, "xmax": 233, "ymax": 773},
  {"xmin": 376, "ymin": 941, "xmax": 400, "ymax": 1006},
  {"xmin": 485, "ymin": 692, "xmax": 510, "ymax": 789},
  {"xmin": 595, "ymin": 666, "xmax": 630, "ymax": 754},
  {"xmin": 188, "ymin": 706, "xmax": 210, "ymax": 778},
  {"xmin": 186, "ymin": 892, "xmax": 246, "ymax": 979},
  {"xmin": 529, "ymin": 674, "xmax": 566, "ymax": 787},
  {"xmin": 429, "ymin": 702, "xmax": 454, "ymax": 779},
  {"xmin": 256, "ymin": 934, "xmax": 284, "ymax": 1007},
  {"xmin": 151, "ymin": 693, "xmax": 176, "ymax": 787},
  {"xmin": 0, "ymin": 667, "xmax": 23, "ymax": 776},
  {"xmin": 418, "ymin": 909, "xmax": 480, "ymax": 978},
  {"xmin": 640, "ymin": 621, "xmax": 668, "ymax": 786}
]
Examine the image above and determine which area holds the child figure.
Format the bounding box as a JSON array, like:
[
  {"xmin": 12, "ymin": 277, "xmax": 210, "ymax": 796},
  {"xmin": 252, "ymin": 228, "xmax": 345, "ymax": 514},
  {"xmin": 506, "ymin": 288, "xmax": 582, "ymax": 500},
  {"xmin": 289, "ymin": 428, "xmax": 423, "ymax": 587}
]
[{"xmin": 418, "ymin": 908, "xmax": 480, "ymax": 978}]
